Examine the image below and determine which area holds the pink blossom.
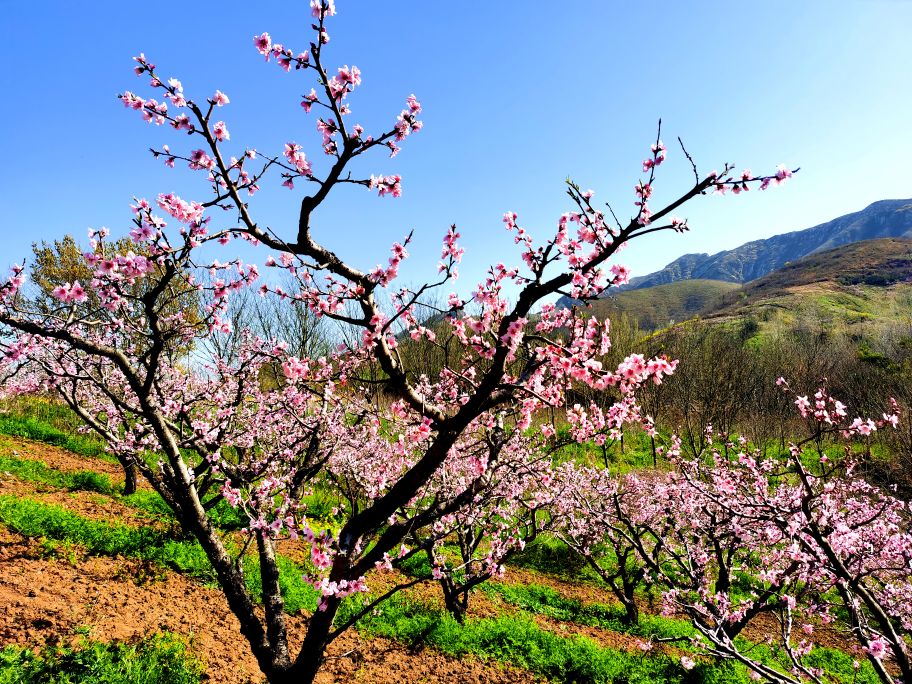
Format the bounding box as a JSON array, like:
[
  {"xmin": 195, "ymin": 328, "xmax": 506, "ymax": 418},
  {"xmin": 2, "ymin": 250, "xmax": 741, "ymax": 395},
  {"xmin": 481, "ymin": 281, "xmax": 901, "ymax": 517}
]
[
  {"xmin": 254, "ymin": 33, "xmax": 272, "ymax": 58},
  {"xmin": 213, "ymin": 121, "xmax": 230, "ymax": 142}
]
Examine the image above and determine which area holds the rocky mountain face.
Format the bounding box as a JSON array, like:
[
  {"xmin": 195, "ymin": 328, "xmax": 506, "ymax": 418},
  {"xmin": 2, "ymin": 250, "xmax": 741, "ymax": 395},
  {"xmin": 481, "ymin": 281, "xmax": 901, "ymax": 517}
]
[{"xmin": 557, "ymin": 198, "xmax": 912, "ymax": 307}]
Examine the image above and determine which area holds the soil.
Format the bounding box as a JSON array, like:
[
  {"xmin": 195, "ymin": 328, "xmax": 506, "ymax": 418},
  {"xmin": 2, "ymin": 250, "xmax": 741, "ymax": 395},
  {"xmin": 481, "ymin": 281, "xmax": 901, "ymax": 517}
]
[
  {"xmin": 0, "ymin": 528, "xmax": 538, "ymax": 684},
  {"xmin": 0, "ymin": 435, "xmax": 875, "ymax": 681}
]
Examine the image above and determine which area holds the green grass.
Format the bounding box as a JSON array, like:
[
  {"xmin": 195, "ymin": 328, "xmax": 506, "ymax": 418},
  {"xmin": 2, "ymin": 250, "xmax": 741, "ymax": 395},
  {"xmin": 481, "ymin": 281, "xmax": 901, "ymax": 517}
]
[
  {"xmin": 0, "ymin": 633, "xmax": 204, "ymax": 684},
  {"xmin": 0, "ymin": 414, "xmax": 110, "ymax": 462},
  {"xmin": 0, "ymin": 479, "xmax": 884, "ymax": 684},
  {"xmin": 349, "ymin": 595, "xmax": 744, "ymax": 683},
  {"xmin": 484, "ymin": 583, "xmax": 692, "ymax": 642},
  {"xmin": 0, "ymin": 495, "xmax": 320, "ymax": 615},
  {"xmin": 509, "ymin": 535, "xmax": 595, "ymax": 579},
  {"xmin": 0, "ymin": 453, "xmax": 114, "ymax": 495},
  {"xmin": 0, "ymin": 495, "xmax": 215, "ymax": 579},
  {"xmin": 480, "ymin": 582, "xmax": 881, "ymax": 683},
  {"xmin": 244, "ymin": 552, "xmax": 319, "ymax": 615}
]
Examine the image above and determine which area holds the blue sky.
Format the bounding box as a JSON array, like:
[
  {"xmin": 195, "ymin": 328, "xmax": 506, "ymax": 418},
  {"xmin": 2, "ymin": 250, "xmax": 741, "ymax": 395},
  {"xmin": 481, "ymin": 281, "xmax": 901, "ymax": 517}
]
[{"xmin": 2, "ymin": 1, "xmax": 910, "ymax": 297}]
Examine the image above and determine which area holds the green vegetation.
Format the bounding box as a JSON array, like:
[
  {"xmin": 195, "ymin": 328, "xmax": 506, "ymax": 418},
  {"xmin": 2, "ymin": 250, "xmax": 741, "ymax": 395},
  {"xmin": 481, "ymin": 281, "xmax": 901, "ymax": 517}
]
[
  {"xmin": 349, "ymin": 594, "xmax": 880, "ymax": 684},
  {"xmin": 0, "ymin": 453, "xmax": 114, "ymax": 495},
  {"xmin": 484, "ymin": 583, "xmax": 691, "ymax": 642},
  {"xmin": 0, "ymin": 633, "xmax": 204, "ymax": 684},
  {"xmin": 0, "ymin": 413, "xmax": 109, "ymax": 462},
  {"xmin": 702, "ymin": 238, "xmax": 912, "ymax": 338},
  {"xmin": 585, "ymin": 279, "xmax": 739, "ymax": 331},
  {"xmin": 351, "ymin": 596, "xmax": 696, "ymax": 683},
  {"xmin": 0, "ymin": 496, "xmax": 214, "ymax": 580},
  {"xmin": 509, "ymin": 536, "xmax": 592, "ymax": 579},
  {"xmin": 0, "ymin": 495, "xmax": 321, "ymax": 615}
]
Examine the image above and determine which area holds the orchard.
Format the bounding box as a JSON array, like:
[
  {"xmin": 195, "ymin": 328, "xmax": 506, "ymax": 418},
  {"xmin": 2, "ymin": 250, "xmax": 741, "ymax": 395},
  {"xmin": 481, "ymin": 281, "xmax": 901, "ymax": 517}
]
[{"xmin": 0, "ymin": 2, "xmax": 908, "ymax": 684}]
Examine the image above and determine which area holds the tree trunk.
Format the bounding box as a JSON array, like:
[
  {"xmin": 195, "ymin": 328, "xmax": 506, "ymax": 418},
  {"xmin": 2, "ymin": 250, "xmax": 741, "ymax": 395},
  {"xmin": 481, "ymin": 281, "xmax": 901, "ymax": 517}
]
[
  {"xmin": 119, "ymin": 457, "xmax": 138, "ymax": 495},
  {"xmin": 439, "ymin": 577, "xmax": 469, "ymax": 623},
  {"xmin": 620, "ymin": 596, "xmax": 639, "ymax": 626},
  {"xmin": 289, "ymin": 599, "xmax": 339, "ymax": 683}
]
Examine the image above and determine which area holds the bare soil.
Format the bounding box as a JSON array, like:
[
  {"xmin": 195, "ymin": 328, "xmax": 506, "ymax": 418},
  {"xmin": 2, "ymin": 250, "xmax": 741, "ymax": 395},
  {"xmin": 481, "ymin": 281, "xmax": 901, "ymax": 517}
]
[{"xmin": 0, "ymin": 528, "xmax": 538, "ymax": 683}]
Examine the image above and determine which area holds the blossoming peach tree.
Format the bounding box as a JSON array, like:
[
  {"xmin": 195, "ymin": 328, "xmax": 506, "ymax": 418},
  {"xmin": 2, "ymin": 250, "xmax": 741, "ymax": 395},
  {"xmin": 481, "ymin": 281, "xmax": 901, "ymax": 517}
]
[
  {"xmin": 557, "ymin": 385, "xmax": 911, "ymax": 684},
  {"xmin": 0, "ymin": 2, "xmax": 795, "ymax": 681}
]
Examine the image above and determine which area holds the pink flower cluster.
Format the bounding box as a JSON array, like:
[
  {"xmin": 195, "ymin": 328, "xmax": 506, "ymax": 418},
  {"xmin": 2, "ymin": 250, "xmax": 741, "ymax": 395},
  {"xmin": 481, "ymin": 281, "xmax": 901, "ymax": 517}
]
[{"xmin": 51, "ymin": 281, "xmax": 88, "ymax": 304}]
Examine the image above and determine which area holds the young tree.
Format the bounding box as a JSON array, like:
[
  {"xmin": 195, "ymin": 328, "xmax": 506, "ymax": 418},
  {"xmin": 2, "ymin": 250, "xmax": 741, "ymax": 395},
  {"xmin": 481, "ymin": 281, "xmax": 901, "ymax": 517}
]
[
  {"xmin": 0, "ymin": 3, "xmax": 795, "ymax": 681},
  {"xmin": 19, "ymin": 234, "xmax": 202, "ymax": 493},
  {"xmin": 565, "ymin": 385, "xmax": 910, "ymax": 684}
]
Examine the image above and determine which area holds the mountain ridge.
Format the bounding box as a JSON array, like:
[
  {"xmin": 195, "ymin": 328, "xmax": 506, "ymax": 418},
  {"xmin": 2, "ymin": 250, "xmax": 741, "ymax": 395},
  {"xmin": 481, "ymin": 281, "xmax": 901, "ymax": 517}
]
[
  {"xmin": 584, "ymin": 237, "xmax": 912, "ymax": 333},
  {"xmin": 557, "ymin": 198, "xmax": 912, "ymax": 308}
]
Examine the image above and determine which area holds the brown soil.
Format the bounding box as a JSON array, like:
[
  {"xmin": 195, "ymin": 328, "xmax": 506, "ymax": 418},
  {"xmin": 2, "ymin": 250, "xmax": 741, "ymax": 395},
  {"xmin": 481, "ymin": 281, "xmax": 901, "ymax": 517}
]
[{"xmin": 0, "ymin": 527, "xmax": 538, "ymax": 684}]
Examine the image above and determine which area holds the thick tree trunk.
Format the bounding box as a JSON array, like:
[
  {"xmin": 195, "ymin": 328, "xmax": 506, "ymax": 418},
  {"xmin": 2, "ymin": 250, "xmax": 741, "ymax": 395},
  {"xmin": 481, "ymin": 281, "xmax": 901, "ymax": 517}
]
[
  {"xmin": 620, "ymin": 598, "xmax": 639, "ymax": 626},
  {"xmin": 289, "ymin": 599, "xmax": 339, "ymax": 683}
]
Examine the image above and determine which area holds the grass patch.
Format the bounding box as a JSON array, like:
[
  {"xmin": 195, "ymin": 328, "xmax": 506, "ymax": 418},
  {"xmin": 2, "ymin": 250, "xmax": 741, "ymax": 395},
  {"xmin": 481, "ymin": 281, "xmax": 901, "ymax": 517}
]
[
  {"xmin": 351, "ymin": 595, "xmax": 739, "ymax": 683},
  {"xmin": 484, "ymin": 582, "xmax": 692, "ymax": 642},
  {"xmin": 244, "ymin": 552, "xmax": 319, "ymax": 615},
  {"xmin": 482, "ymin": 583, "xmax": 880, "ymax": 683},
  {"xmin": 509, "ymin": 536, "xmax": 593, "ymax": 579},
  {"xmin": 0, "ymin": 495, "xmax": 215, "ymax": 579},
  {"xmin": 0, "ymin": 453, "xmax": 114, "ymax": 495},
  {"xmin": 0, "ymin": 414, "xmax": 110, "ymax": 462},
  {"xmin": 0, "ymin": 495, "xmax": 320, "ymax": 615},
  {"xmin": 0, "ymin": 633, "xmax": 204, "ymax": 684}
]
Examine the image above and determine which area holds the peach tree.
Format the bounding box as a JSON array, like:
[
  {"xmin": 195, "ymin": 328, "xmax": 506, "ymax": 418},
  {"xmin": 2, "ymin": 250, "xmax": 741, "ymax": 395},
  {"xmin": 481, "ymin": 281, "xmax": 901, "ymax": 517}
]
[{"xmin": 0, "ymin": 2, "xmax": 795, "ymax": 681}]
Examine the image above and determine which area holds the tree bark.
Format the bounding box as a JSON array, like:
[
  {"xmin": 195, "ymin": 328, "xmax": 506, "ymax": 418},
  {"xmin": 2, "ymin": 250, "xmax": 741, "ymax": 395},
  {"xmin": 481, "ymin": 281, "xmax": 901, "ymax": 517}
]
[{"xmin": 120, "ymin": 458, "xmax": 138, "ymax": 495}]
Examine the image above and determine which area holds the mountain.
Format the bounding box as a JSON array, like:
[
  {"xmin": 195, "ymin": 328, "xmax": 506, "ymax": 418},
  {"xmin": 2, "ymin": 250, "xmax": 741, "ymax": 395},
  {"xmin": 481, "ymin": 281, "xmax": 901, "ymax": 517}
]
[
  {"xmin": 557, "ymin": 198, "xmax": 912, "ymax": 308},
  {"xmin": 578, "ymin": 238, "xmax": 912, "ymax": 332}
]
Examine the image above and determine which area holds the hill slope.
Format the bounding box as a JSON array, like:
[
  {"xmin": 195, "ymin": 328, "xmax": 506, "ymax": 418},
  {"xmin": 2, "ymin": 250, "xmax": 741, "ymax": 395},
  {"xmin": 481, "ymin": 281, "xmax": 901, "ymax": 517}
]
[
  {"xmin": 578, "ymin": 279, "xmax": 740, "ymax": 330},
  {"xmin": 575, "ymin": 238, "xmax": 912, "ymax": 332},
  {"xmin": 701, "ymin": 237, "xmax": 912, "ymax": 335},
  {"xmin": 557, "ymin": 198, "xmax": 912, "ymax": 310}
]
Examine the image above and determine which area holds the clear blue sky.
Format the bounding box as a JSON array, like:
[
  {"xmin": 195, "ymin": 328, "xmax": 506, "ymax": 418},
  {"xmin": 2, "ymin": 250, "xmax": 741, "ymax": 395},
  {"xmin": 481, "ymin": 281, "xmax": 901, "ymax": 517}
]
[{"xmin": 2, "ymin": 1, "xmax": 910, "ymax": 297}]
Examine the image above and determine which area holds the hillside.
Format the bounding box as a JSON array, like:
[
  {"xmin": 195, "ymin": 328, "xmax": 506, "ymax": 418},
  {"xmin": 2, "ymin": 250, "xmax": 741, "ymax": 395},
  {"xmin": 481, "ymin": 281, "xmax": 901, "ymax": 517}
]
[
  {"xmin": 701, "ymin": 237, "xmax": 912, "ymax": 336},
  {"xmin": 728, "ymin": 237, "xmax": 912, "ymax": 298},
  {"xmin": 557, "ymin": 198, "xmax": 912, "ymax": 309},
  {"xmin": 577, "ymin": 279, "xmax": 740, "ymax": 330},
  {"xmin": 575, "ymin": 238, "xmax": 912, "ymax": 332}
]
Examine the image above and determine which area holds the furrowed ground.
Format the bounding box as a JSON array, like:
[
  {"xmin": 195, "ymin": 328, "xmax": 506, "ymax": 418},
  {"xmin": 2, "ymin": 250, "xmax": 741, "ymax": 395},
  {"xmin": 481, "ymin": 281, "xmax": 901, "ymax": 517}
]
[{"xmin": 0, "ymin": 407, "xmax": 882, "ymax": 684}]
